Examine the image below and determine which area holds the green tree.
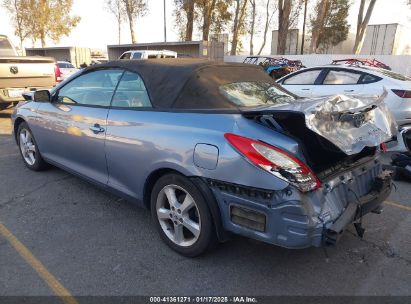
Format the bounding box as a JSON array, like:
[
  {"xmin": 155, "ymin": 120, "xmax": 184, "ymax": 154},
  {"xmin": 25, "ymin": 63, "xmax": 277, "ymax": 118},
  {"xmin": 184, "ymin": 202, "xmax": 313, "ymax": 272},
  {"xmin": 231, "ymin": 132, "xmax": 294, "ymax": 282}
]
[
  {"xmin": 29, "ymin": 0, "xmax": 80, "ymax": 47},
  {"xmin": 173, "ymin": 0, "xmax": 197, "ymax": 41},
  {"xmin": 196, "ymin": 0, "xmax": 232, "ymax": 41},
  {"xmin": 309, "ymin": 0, "xmax": 350, "ymax": 53},
  {"xmin": 2, "ymin": 0, "xmax": 33, "ymax": 50},
  {"xmin": 121, "ymin": 0, "xmax": 148, "ymax": 44}
]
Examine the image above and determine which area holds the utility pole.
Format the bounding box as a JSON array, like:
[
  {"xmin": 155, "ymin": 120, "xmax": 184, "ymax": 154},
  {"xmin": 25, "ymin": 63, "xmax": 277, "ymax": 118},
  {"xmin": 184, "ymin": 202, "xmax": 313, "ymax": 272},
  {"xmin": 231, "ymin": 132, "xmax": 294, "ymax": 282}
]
[
  {"xmin": 300, "ymin": 0, "xmax": 308, "ymax": 54},
  {"xmin": 164, "ymin": 0, "xmax": 167, "ymax": 42}
]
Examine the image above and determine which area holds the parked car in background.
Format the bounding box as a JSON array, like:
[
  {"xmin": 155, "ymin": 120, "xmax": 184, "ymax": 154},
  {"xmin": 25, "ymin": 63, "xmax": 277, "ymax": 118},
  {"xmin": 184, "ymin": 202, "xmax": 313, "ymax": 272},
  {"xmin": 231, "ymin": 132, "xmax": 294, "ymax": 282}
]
[
  {"xmin": 277, "ymin": 65, "xmax": 411, "ymax": 127},
  {"xmin": 243, "ymin": 56, "xmax": 305, "ymax": 80},
  {"xmin": 56, "ymin": 61, "xmax": 79, "ymax": 81},
  {"xmin": 0, "ymin": 34, "xmax": 56, "ymax": 110},
  {"xmin": 119, "ymin": 50, "xmax": 177, "ymax": 60},
  {"xmin": 13, "ymin": 59, "xmax": 395, "ymax": 256}
]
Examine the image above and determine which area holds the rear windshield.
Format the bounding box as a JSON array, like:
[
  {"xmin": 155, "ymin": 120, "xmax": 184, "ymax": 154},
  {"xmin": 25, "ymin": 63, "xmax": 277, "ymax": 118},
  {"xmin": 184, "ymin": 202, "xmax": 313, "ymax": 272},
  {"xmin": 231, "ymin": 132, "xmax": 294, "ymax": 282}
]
[
  {"xmin": 219, "ymin": 81, "xmax": 295, "ymax": 107},
  {"xmin": 359, "ymin": 66, "xmax": 411, "ymax": 81},
  {"xmin": 377, "ymin": 69, "xmax": 411, "ymax": 81}
]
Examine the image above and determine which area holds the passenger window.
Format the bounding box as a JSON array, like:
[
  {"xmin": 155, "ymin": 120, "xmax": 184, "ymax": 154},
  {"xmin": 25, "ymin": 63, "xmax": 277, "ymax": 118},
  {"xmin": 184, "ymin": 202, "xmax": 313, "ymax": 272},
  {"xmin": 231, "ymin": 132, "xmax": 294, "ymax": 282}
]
[
  {"xmin": 283, "ymin": 70, "xmax": 322, "ymax": 85},
  {"xmin": 361, "ymin": 74, "xmax": 381, "ymax": 84},
  {"xmin": 57, "ymin": 69, "xmax": 123, "ymax": 106},
  {"xmin": 111, "ymin": 71, "xmax": 151, "ymax": 108},
  {"xmin": 323, "ymin": 70, "xmax": 361, "ymax": 85},
  {"xmin": 132, "ymin": 52, "xmax": 142, "ymax": 59},
  {"xmin": 148, "ymin": 55, "xmax": 157, "ymax": 59}
]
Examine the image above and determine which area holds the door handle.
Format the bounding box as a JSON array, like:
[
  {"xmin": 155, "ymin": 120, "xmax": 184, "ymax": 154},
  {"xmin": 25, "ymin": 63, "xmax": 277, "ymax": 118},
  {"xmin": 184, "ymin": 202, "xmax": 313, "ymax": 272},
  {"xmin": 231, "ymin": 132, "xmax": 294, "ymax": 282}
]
[
  {"xmin": 344, "ymin": 90, "xmax": 354, "ymax": 92},
  {"xmin": 89, "ymin": 124, "xmax": 105, "ymax": 134},
  {"xmin": 301, "ymin": 88, "xmax": 310, "ymax": 91}
]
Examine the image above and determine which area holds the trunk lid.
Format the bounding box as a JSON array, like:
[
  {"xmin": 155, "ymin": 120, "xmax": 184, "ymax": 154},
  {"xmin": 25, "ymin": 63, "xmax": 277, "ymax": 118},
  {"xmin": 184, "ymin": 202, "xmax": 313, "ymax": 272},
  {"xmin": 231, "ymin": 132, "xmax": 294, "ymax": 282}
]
[{"xmin": 242, "ymin": 92, "xmax": 397, "ymax": 156}]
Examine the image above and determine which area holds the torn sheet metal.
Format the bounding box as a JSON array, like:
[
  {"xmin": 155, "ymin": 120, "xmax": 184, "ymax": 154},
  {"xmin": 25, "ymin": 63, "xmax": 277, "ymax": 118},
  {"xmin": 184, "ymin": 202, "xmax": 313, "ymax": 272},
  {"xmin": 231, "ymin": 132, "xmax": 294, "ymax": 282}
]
[
  {"xmin": 300, "ymin": 92, "xmax": 397, "ymax": 154},
  {"xmin": 242, "ymin": 91, "xmax": 397, "ymax": 155}
]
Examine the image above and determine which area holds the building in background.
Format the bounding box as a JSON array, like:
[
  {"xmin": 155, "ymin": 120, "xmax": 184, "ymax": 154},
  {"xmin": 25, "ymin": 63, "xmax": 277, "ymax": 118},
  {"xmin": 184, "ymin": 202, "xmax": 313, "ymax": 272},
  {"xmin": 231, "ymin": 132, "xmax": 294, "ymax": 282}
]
[
  {"xmin": 270, "ymin": 23, "xmax": 411, "ymax": 55},
  {"xmin": 210, "ymin": 33, "xmax": 229, "ymax": 55},
  {"xmin": 271, "ymin": 29, "xmax": 300, "ymax": 55},
  {"xmin": 25, "ymin": 47, "xmax": 92, "ymax": 67},
  {"xmin": 361, "ymin": 23, "xmax": 411, "ymax": 55}
]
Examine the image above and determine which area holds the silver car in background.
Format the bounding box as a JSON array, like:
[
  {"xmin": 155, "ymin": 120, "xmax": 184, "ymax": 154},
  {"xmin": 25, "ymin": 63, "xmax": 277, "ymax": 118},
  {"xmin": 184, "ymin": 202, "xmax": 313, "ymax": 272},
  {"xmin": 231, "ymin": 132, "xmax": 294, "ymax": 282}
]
[{"xmin": 12, "ymin": 59, "xmax": 395, "ymax": 256}]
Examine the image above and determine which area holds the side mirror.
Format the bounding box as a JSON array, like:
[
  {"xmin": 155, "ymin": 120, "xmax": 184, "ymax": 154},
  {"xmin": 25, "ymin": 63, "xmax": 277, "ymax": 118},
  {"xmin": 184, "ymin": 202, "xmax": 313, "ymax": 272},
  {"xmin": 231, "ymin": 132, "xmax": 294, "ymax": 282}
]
[
  {"xmin": 33, "ymin": 90, "xmax": 51, "ymax": 102},
  {"xmin": 22, "ymin": 92, "xmax": 34, "ymax": 101}
]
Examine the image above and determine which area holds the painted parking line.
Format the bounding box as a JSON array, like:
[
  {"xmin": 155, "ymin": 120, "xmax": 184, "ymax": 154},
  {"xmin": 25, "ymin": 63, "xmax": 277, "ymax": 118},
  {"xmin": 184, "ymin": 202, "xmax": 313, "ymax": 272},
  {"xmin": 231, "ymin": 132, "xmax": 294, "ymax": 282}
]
[
  {"xmin": 0, "ymin": 223, "xmax": 78, "ymax": 304},
  {"xmin": 384, "ymin": 200, "xmax": 411, "ymax": 212}
]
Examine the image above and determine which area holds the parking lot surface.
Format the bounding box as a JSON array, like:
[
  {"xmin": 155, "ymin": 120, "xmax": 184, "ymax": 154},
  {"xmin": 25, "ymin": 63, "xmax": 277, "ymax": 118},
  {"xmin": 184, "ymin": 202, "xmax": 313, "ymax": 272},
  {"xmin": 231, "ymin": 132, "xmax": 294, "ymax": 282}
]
[{"xmin": 0, "ymin": 107, "xmax": 410, "ymax": 297}]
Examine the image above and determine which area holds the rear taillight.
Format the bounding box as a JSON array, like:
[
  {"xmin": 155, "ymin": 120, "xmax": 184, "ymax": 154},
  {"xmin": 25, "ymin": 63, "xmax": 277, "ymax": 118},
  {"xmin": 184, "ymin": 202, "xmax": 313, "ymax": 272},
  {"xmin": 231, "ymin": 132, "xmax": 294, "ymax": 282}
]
[
  {"xmin": 54, "ymin": 64, "xmax": 62, "ymax": 83},
  {"xmin": 392, "ymin": 89, "xmax": 411, "ymax": 98},
  {"xmin": 224, "ymin": 133, "xmax": 321, "ymax": 192}
]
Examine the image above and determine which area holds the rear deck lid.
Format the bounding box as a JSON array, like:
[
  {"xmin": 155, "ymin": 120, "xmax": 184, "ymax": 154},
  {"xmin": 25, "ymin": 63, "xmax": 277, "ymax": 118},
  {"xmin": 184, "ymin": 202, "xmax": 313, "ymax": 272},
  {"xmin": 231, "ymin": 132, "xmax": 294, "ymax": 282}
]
[{"xmin": 242, "ymin": 92, "xmax": 397, "ymax": 155}]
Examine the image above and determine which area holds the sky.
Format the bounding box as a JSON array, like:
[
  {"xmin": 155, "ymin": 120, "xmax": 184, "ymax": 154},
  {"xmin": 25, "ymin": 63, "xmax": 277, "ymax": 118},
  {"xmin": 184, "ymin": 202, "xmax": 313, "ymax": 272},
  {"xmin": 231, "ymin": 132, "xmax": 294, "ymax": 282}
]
[{"xmin": 0, "ymin": 0, "xmax": 410, "ymax": 54}]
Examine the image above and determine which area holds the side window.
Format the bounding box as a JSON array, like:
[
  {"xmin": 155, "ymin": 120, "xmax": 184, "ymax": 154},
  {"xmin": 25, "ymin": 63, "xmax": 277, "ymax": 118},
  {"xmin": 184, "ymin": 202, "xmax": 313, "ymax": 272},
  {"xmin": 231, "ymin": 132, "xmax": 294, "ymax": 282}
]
[
  {"xmin": 132, "ymin": 52, "xmax": 142, "ymax": 59},
  {"xmin": 120, "ymin": 53, "xmax": 131, "ymax": 60},
  {"xmin": 147, "ymin": 54, "xmax": 158, "ymax": 59},
  {"xmin": 112, "ymin": 71, "xmax": 151, "ymax": 108},
  {"xmin": 283, "ymin": 70, "xmax": 322, "ymax": 85},
  {"xmin": 57, "ymin": 69, "xmax": 123, "ymax": 106},
  {"xmin": 360, "ymin": 73, "xmax": 381, "ymax": 84},
  {"xmin": 67, "ymin": 63, "xmax": 75, "ymax": 69},
  {"xmin": 323, "ymin": 70, "xmax": 361, "ymax": 85}
]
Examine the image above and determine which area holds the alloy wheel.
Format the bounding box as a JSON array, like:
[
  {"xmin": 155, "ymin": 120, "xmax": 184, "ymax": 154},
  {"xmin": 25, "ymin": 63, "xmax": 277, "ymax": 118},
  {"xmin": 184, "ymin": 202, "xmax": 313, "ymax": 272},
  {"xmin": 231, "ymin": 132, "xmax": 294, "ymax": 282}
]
[
  {"xmin": 156, "ymin": 184, "xmax": 201, "ymax": 247},
  {"xmin": 19, "ymin": 128, "xmax": 36, "ymax": 166}
]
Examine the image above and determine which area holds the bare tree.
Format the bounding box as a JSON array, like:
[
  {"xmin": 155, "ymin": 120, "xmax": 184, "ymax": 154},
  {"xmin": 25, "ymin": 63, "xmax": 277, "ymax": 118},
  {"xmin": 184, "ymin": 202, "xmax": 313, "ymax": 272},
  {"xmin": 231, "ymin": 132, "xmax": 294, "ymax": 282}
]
[
  {"xmin": 277, "ymin": 0, "xmax": 292, "ymax": 54},
  {"xmin": 249, "ymin": 0, "xmax": 256, "ymax": 55},
  {"xmin": 106, "ymin": 0, "xmax": 126, "ymax": 44},
  {"xmin": 122, "ymin": 0, "xmax": 148, "ymax": 43},
  {"xmin": 257, "ymin": 0, "xmax": 276, "ymax": 55},
  {"xmin": 353, "ymin": 0, "xmax": 376, "ymax": 54},
  {"xmin": 230, "ymin": 0, "xmax": 248, "ymax": 55}
]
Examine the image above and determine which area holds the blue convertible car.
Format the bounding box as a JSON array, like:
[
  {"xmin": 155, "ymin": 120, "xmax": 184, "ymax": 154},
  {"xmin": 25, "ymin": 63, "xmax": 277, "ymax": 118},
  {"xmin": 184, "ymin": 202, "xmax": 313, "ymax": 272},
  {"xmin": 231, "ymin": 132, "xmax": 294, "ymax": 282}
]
[{"xmin": 13, "ymin": 59, "xmax": 396, "ymax": 256}]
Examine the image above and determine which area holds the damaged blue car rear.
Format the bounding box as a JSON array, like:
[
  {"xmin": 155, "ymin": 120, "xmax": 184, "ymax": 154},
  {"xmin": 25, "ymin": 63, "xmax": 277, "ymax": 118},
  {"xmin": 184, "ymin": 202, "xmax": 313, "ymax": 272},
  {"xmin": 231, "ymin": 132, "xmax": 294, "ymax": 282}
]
[{"xmin": 12, "ymin": 59, "xmax": 396, "ymax": 256}]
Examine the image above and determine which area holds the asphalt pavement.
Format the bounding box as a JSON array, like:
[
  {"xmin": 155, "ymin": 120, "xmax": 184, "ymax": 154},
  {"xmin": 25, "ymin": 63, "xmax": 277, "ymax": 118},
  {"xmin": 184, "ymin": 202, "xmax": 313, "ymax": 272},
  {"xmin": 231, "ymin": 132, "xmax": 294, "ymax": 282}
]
[{"xmin": 0, "ymin": 107, "xmax": 410, "ymax": 298}]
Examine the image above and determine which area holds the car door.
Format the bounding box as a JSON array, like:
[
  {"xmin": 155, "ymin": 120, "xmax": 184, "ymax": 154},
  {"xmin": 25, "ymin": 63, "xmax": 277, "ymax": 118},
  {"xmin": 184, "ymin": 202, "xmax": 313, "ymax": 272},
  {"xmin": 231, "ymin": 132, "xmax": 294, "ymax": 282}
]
[
  {"xmin": 105, "ymin": 71, "xmax": 153, "ymax": 199},
  {"xmin": 312, "ymin": 68, "xmax": 364, "ymax": 97},
  {"xmin": 279, "ymin": 69, "xmax": 323, "ymax": 97},
  {"xmin": 34, "ymin": 68, "xmax": 124, "ymax": 185}
]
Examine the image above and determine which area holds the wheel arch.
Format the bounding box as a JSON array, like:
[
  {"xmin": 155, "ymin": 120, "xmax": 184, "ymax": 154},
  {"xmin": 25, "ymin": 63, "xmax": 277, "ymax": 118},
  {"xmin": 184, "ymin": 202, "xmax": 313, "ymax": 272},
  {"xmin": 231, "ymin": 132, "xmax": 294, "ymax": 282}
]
[
  {"xmin": 143, "ymin": 168, "xmax": 229, "ymax": 242},
  {"xmin": 13, "ymin": 117, "xmax": 26, "ymax": 142}
]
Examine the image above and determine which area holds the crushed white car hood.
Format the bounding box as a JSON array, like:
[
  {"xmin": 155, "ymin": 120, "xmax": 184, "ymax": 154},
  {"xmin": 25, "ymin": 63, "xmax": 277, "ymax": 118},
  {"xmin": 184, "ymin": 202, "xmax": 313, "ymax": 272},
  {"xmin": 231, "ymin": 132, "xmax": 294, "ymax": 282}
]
[{"xmin": 244, "ymin": 92, "xmax": 397, "ymax": 155}]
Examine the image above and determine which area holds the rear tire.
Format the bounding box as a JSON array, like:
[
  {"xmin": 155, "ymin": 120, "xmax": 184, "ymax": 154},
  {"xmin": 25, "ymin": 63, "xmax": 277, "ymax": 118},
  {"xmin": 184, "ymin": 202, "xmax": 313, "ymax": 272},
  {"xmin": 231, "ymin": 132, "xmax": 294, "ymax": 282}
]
[
  {"xmin": 17, "ymin": 122, "xmax": 48, "ymax": 171},
  {"xmin": 150, "ymin": 173, "xmax": 217, "ymax": 257}
]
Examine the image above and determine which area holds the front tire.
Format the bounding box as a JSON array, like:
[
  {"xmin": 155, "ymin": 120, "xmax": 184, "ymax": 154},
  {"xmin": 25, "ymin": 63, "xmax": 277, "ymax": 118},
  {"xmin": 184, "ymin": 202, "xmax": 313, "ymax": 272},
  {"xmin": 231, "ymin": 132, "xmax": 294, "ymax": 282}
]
[
  {"xmin": 17, "ymin": 122, "xmax": 48, "ymax": 171},
  {"xmin": 151, "ymin": 173, "xmax": 216, "ymax": 257}
]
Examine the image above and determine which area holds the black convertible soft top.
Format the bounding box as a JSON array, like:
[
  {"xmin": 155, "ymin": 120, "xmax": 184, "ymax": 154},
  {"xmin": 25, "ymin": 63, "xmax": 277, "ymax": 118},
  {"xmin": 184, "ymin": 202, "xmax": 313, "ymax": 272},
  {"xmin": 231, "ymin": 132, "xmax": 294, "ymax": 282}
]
[{"xmin": 85, "ymin": 59, "xmax": 277, "ymax": 109}]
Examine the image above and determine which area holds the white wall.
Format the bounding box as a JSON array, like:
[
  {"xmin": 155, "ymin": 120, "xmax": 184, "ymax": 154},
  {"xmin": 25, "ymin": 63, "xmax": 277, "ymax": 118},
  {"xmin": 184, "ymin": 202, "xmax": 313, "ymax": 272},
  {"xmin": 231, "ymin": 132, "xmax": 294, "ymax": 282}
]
[{"xmin": 224, "ymin": 54, "xmax": 411, "ymax": 76}]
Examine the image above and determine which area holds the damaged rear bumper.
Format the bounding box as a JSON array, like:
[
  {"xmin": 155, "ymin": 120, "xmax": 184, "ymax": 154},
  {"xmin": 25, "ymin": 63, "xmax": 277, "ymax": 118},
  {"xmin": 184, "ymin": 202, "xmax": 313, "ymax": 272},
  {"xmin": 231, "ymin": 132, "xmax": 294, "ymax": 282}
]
[
  {"xmin": 208, "ymin": 157, "xmax": 392, "ymax": 249},
  {"xmin": 323, "ymin": 170, "xmax": 392, "ymax": 246}
]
